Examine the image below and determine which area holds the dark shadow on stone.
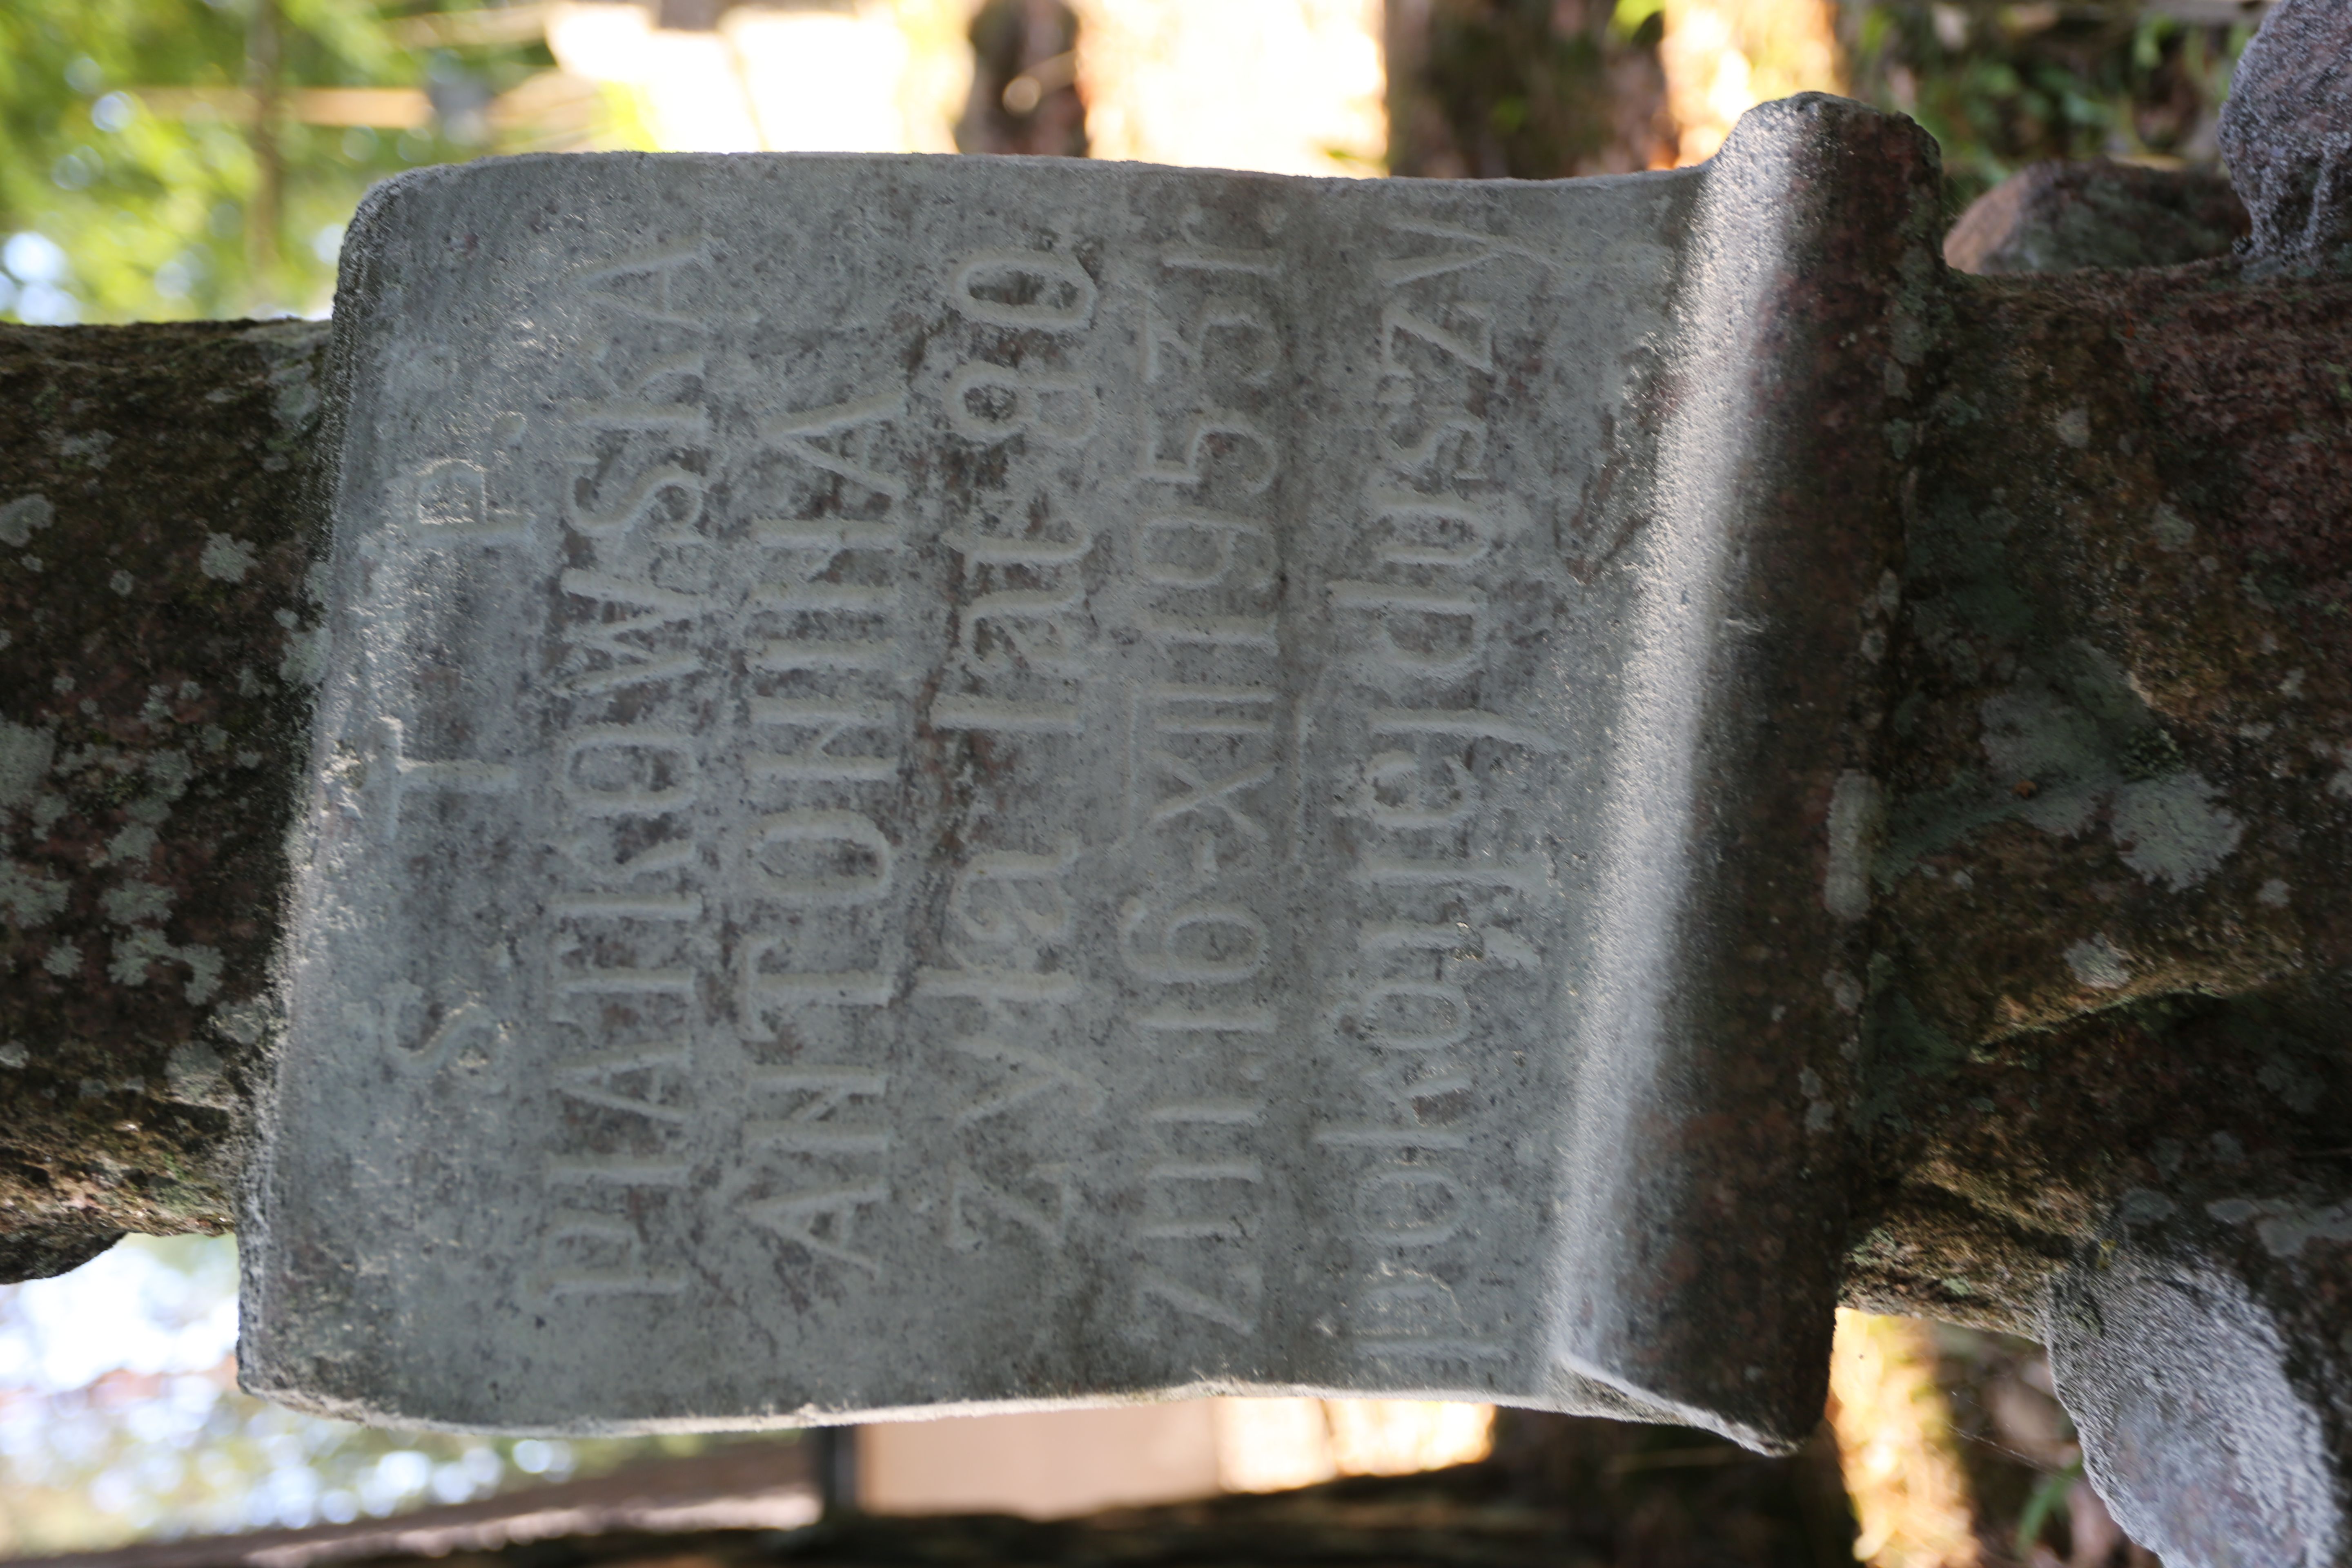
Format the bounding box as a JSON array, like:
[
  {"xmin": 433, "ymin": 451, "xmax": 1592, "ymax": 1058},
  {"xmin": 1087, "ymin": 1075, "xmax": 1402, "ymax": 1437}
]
[{"xmin": 0, "ymin": 1218, "xmax": 125, "ymax": 1282}]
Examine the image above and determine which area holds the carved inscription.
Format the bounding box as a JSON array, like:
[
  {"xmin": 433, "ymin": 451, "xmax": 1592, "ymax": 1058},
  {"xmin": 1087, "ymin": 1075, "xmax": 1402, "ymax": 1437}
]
[
  {"xmin": 732, "ymin": 366, "xmax": 913, "ymax": 1279},
  {"xmin": 534, "ymin": 245, "xmax": 724, "ymax": 1297},
  {"xmin": 536, "ymin": 245, "xmax": 718, "ymax": 1299},
  {"xmin": 917, "ymin": 248, "xmax": 1105, "ymax": 1256},
  {"xmin": 280, "ymin": 155, "xmax": 1713, "ymax": 1434},
  {"xmin": 1122, "ymin": 226, "xmax": 1290, "ymax": 1340},
  {"xmin": 1316, "ymin": 224, "xmax": 1558, "ymax": 1370}
]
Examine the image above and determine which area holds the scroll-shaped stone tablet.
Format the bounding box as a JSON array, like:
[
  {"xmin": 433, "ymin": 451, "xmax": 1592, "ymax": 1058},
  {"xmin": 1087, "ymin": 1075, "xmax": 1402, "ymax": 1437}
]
[{"xmin": 243, "ymin": 95, "xmax": 1940, "ymax": 1452}]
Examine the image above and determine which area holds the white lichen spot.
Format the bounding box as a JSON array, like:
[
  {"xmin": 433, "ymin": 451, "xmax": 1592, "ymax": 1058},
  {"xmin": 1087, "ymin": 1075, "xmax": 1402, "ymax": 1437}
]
[
  {"xmin": 2111, "ymin": 772, "xmax": 2245, "ymax": 890},
  {"xmin": 180, "ymin": 944, "xmax": 223, "ymax": 1005},
  {"xmin": 237, "ymin": 667, "xmax": 261, "ymax": 697},
  {"xmin": 209, "ymin": 996, "xmax": 274, "ymax": 1047},
  {"xmin": 1823, "ymin": 771, "xmax": 1881, "ymax": 921},
  {"xmin": 100, "ymin": 880, "xmax": 173, "ymax": 926},
  {"xmin": 234, "ymin": 749, "xmax": 261, "ymax": 770},
  {"xmin": 269, "ymin": 360, "xmax": 320, "ymax": 429},
  {"xmin": 105, "ymin": 823, "xmax": 159, "ymax": 863},
  {"xmin": 166, "ymin": 1042, "xmax": 229, "ymax": 1105},
  {"xmin": 1797, "ymin": 1067, "xmax": 1835, "ymax": 1132},
  {"xmin": 0, "ymin": 494, "xmax": 54, "ymax": 548},
  {"xmin": 2053, "ymin": 405, "xmax": 2091, "ymax": 449},
  {"xmin": 109, "ymin": 570, "xmax": 134, "ymax": 596},
  {"xmin": 280, "ymin": 625, "xmax": 329, "ymax": 686},
  {"xmin": 2259, "ymin": 878, "xmax": 2291, "ymax": 908},
  {"xmin": 0, "ymin": 862, "xmax": 68, "ymax": 925},
  {"xmin": 42, "ymin": 940, "xmax": 80, "ymax": 977},
  {"xmin": 0, "ymin": 719, "xmax": 55, "ymax": 809},
  {"xmin": 144, "ymin": 750, "xmax": 193, "ymax": 800},
  {"xmin": 2280, "ymin": 668, "xmax": 2305, "ymax": 697},
  {"xmin": 1822, "ymin": 968, "xmax": 1863, "ymax": 1016},
  {"xmin": 56, "ymin": 432, "xmax": 114, "ymax": 469},
  {"xmin": 21, "ymin": 556, "xmax": 42, "ymax": 573},
  {"xmin": 107, "ymin": 928, "xmax": 175, "ymax": 986},
  {"xmin": 2151, "ymin": 502, "xmax": 2194, "ymax": 550},
  {"xmin": 2322, "ymin": 743, "xmax": 2352, "ymax": 800},
  {"xmin": 200, "ymin": 725, "xmax": 228, "ymax": 753},
  {"xmin": 2064, "ymin": 933, "xmax": 2129, "ymax": 990},
  {"xmin": 0, "ymin": 1043, "xmax": 24, "ymax": 1069},
  {"xmin": 199, "ymin": 532, "xmax": 256, "ymax": 583}
]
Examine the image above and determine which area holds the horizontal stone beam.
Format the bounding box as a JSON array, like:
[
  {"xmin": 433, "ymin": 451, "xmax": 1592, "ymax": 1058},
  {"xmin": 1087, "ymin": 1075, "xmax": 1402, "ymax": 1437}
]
[
  {"xmin": 0, "ymin": 0, "xmax": 2346, "ymax": 1552},
  {"xmin": 0, "ymin": 319, "xmax": 329, "ymax": 1279}
]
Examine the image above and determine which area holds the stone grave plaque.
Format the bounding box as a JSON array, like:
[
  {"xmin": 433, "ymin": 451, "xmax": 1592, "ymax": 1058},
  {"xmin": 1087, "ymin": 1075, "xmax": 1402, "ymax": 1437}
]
[{"xmin": 247, "ymin": 102, "xmax": 1926, "ymax": 1450}]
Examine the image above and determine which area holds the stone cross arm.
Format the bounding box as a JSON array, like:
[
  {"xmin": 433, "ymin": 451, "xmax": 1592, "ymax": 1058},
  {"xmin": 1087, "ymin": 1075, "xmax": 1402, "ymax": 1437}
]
[{"xmin": 2, "ymin": 6, "xmax": 2350, "ymax": 1561}]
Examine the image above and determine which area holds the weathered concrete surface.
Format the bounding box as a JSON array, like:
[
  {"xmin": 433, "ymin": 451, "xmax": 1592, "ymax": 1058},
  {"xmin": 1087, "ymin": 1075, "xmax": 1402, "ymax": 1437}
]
[
  {"xmin": 241, "ymin": 97, "xmax": 1935, "ymax": 1452},
  {"xmin": 2217, "ymin": 0, "xmax": 2352, "ymax": 274},
  {"xmin": 0, "ymin": 321, "xmax": 329, "ymax": 1276},
  {"xmin": 1942, "ymin": 159, "xmax": 2245, "ymax": 276},
  {"xmin": 1846, "ymin": 240, "xmax": 2352, "ymax": 1338},
  {"xmin": 2049, "ymin": 1198, "xmax": 2352, "ymax": 1568}
]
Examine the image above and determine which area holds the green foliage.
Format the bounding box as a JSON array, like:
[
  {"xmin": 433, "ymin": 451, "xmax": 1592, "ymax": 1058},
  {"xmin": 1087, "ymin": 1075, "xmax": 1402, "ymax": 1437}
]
[
  {"xmin": 1838, "ymin": 0, "xmax": 2257, "ymax": 216},
  {"xmin": 0, "ymin": 0, "xmax": 567, "ymax": 323}
]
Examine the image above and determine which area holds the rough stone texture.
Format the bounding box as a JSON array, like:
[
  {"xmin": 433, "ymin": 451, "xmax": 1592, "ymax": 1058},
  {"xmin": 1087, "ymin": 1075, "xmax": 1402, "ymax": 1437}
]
[
  {"xmin": 241, "ymin": 97, "xmax": 1934, "ymax": 1452},
  {"xmin": 0, "ymin": 321, "xmax": 329, "ymax": 1264},
  {"xmin": 2049, "ymin": 1199, "xmax": 2352, "ymax": 1568},
  {"xmin": 0, "ymin": 46, "xmax": 2344, "ymax": 1562},
  {"xmin": 1942, "ymin": 158, "xmax": 2246, "ymax": 276},
  {"xmin": 1844, "ymin": 258, "xmax": 2352, "ymax": 1338},
  {"xmin": 2217, "ymin": 0, "xmax": 2352, "ymax": 273}
]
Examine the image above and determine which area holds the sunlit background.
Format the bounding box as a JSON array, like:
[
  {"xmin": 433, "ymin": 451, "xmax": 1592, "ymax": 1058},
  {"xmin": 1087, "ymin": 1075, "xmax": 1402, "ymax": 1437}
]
[
  {"xmin": 0, "ymin": 0, "xmax": 2257, "ymax": 1561},
  {"xmin": 0, "ymin": 1235, "xmax": 1499, "ymax": 1553},
  {"xmin": 0, "ymin": 0, "xmax": 2264, "ymax": 322},
  {"xmin": 0, "ymin": 1236, "xmax": 746, "ymax": 1552}
]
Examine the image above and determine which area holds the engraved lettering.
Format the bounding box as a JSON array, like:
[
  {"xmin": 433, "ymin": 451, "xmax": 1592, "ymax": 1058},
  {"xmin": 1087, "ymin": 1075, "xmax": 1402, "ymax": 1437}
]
[{"xmin": 949, "ymin": 249, "xmax": 1098, "ymax": 330}]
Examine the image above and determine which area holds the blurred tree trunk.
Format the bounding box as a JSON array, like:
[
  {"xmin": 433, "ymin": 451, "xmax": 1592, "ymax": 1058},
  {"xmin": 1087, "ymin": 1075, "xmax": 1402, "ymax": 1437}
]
[
  {"xmin": 957, "ymin": 0, "xmax": 1087, "ymax": 157},
  {"xmin": 1387, "ymin": 0, "xmax": 1674, "ymax": 178}
]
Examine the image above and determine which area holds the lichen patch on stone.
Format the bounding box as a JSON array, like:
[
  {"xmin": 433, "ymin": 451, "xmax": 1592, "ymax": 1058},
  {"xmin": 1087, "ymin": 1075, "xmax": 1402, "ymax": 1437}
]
[
  {"xmin": 0, "ymin": 495, "xmax": 53, "ymax": 548},
  {"xmin": 0, "ymin": 719, "xmax": 53, "ymax": 808},
  {"xmin": 2110, "ymin": 773, "xmax": 2244, "ymax": 890},
  {"xmin": 199, "ymin": 533, "xmax": 256, "ymax": 583},
  {"xmin": 2064, "ymin": 933, "xmax": 2130, "ymax": 989}
]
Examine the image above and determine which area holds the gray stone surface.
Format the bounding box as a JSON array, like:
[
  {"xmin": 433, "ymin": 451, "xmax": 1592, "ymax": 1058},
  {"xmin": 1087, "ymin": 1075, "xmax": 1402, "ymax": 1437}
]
[
  {"xmin": 245, "ymin": 99, "xmax": 1932, "ymax": 1450},
  {"xmin": 2049, "ymin": 1197, "xmax": 2352, "ymax": 1568},
  {"xmin": 2217, "ymin": 0, "xmax": 2352, "ymax": 273}
]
